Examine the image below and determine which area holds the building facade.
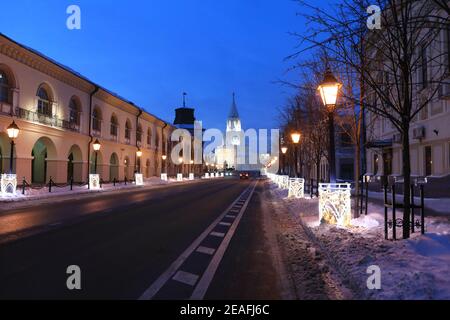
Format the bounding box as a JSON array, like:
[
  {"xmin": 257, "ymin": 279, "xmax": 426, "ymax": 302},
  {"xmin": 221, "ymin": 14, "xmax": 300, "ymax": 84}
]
[
  {"xmin": 0, "ymin": 33, "xmax": 178, "ymax": 185},
  {"xmin": 365, "ymin": 23, "xmax": 450, "ymax": 182}
]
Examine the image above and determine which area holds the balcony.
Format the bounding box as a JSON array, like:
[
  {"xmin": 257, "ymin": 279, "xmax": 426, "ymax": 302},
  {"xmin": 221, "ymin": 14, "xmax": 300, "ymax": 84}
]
[{"xmin": 16, "ymin": 107, "xmax": 80, "ymax": 132}]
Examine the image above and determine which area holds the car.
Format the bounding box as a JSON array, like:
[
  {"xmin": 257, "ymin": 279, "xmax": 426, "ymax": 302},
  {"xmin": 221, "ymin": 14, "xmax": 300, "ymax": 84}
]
[{"xmin": 239, "ymin": 172, "xmax": 250, "ymax": 179}]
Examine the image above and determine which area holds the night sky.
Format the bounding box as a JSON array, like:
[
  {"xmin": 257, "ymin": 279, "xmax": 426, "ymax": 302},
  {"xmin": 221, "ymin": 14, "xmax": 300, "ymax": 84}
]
[{"xmin": 0, "ymin": 0, "xmax": 318, "ymax": 131}]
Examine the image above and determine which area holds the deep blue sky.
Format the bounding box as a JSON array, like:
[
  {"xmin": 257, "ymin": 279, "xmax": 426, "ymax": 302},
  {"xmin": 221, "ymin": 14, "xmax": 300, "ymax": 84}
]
[{"xmin": 0, "ymin": 0, "xmax": 312, "ymax": 131}]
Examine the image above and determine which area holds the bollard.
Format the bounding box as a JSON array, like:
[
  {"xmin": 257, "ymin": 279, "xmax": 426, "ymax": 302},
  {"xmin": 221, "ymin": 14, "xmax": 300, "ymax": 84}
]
[
  {"xmin": 49, "ymin": 178, "xmax": 53, "ymax": 193},
  {"xmin": 22, "ymin": 177, "xmax": 26, "ymax": 195},
  {"xmin": 70, "ymin": 178, "xmax": 74, "ymax": 191}
]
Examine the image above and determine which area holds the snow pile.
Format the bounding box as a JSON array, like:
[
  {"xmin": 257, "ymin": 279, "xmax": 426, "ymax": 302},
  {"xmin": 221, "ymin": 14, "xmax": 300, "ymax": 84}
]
[{"xmin": 268, "ymin": 181, "xmax": 450, "ymax": 300}]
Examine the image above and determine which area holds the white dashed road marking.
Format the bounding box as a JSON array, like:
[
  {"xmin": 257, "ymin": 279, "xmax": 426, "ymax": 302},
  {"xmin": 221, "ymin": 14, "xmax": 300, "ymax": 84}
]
[
  {"xmin": 210, "ymin": 232, "xmax": 225, "ymax": 238},
  {"xmin": 196, "ymin": 246, "xmax": 216, "ymax": 255},
  {"xmin": 173, "ymin": 271, "xmax": 199, "ymax": 286}
]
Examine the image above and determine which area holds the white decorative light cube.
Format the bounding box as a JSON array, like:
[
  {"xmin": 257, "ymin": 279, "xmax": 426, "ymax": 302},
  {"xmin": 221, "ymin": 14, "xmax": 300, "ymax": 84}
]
[
  {"xmin": 1, "ymin": 174, "xmax": 17, "ymax": 196},
  {"xmin": 220, "ymin": 173, "xmax": 224, "ymax": 177},
  {"xmin": 281, "ymin": 175, "xmax": 290, "ymax": 189},
  {"xmin": 189, "ymin": 173, "xmax": 194, "ymax": 180},
  {"xmin": 204, "ymin": 173, "xmax": 210, "ymax": 179},
  {"xmin": 177, "ymin": 174, "xmax": 183, "ymax": 182},
  {"xmin": 215, "ymin": 173, "xmax": 219, "ymax": 178},
  {"xmin": 319, "ymin": 183, "xmax": 352, "ymax": 227},
  {"xmin": 135, "ymin": 173, "xmax": 144, "ymax": 186},
  {"xmin": 288, "ymin": 178, "xmax": 305, "ymax": 199},
  {"xmin": 161, "ymin": 173, "xmax": 168, "ymax": 181},
  {"xmin": 89, "ymin": 174, "xmax": 101, "ymax": 190}
]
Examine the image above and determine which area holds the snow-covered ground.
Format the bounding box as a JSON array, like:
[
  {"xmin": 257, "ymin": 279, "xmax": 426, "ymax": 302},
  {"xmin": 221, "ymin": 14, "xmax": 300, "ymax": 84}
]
[{"xmin": 269, "ymin": 182, "xmax": 450, "ymax": 300}]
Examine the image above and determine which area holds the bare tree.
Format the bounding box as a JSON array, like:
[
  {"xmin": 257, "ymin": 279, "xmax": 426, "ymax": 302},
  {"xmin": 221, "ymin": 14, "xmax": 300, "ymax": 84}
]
[{"xmin": 290, "ymin": 0, "xmax": 449, "ymax": 238}]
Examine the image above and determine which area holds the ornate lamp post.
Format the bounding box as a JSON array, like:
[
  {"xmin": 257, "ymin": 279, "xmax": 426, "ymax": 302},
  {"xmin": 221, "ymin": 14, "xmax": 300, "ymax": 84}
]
[
  {"xmin": 92, "ymin": 139, "xmax": 101, "ymax": 174},
  {"xmin": 291, "ymin": 131, "xmax": 301, "ymax": 178},
  {"xmin": 136, "ymin": 148, "xmax": 142, "ymax": 173},
  {"xmin": 162, "ymin": 155, "xmax": 167, "ymax": 174},
  {"xmin": 281, "ymin": 146, "xmax": 288, "ymax": 175},
  {"xmin": 6, "ymin": 121, "xmax": 20, "ymax": 174},
  {"xmin": 318, "ymin": 67, "xmax": 342, "ymax": 183}
]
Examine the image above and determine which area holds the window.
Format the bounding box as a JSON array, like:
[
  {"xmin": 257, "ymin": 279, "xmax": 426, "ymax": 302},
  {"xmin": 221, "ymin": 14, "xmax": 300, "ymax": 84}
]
[
  {"xmin": 446, "ymin": 26, "xmax": 450, "ymax": 73},
  {"xmin": 147, "ymin": 128, "xmax": 152, "ymax": 146},
  {"xmin": 155, "ymin": 133, "xmax": 160, "ymax": 151},
  {"xmin": 110, "ymin": 115, "xmax": 118, "ymax": 136},
  {"xmin": 137, "ymin": 124, "xmax": 142, "ymax": 143},
  {"xmin": 69, "ymin": 98, "xmax": 80, "ymax": 125},
  {"xmin": 92, "ymin": 108, "xmax": 102, "ymax": 132},
  {"xmin": 37, "ymin": 86, "xmax": 52, "ymax": 116},
  {"xmin": 125, "ymin": 121, "xmax": 131, "ymax": 141},
  {"xmin": 0, "ymin": 71, "xmax": 10, "ymax": 103},
  {"xmin": 420, "ymin": 45, "xmax": 428, "ymax": 89},
  {"xmin": 374, "ymin": 154, "xmax": 379, "ymax": 175}
]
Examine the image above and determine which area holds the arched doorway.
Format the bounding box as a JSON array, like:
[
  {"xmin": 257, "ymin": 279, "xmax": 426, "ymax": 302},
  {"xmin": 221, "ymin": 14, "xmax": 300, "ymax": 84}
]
[
  {"xmin": 123, "ymin": 156, "xmax": 130, "ymax": 179},
  {"xmin": 67, "ymin": 144, "xmax": 83, "ymax": 182},
  {"xmin": 0, "ymin": 132, "xmax": 15, "ymax": 174},
  {"xmin": 110, "ymin": 153, "xmax": 119, "ymax": 181},
  {"xmin": 89, "ymin": 150, "xmax": 104, "ymax": 177},
  {"xmin": 31, "ymin": 137, "xmax": 57, "ymax": 184}
]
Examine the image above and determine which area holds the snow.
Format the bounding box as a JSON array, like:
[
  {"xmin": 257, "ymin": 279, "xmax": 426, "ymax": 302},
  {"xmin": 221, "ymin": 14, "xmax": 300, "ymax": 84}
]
[{"xmin": 267, "ymin": 180, "xmax": 450, "ymax": 300}]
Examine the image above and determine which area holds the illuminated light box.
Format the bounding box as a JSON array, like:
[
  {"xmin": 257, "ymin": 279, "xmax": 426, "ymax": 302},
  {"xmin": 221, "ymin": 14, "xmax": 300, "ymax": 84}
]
[
  {"xmin": 135, "ymin": 173, "xmax": 144, "ymax": 186},
  {"xmin": 1, "ymin": 174, "xmax": 17, "ymax": 196},
  {"xmin": 319, "ymin": 183, "xmax": 352, "ymax": 227},
  {"xmin": 177, "ymin": 174, "xmax": 183, "ymax": 182},
  {"xmin": 281, "ymin": 175, "xmax": 290, "ymax": 189},
  {"xmin": 288, "ymin": 178, "xmax": 305, "ymax": 199},
  {"xmin": 220, "ymin": 173, "xmax": 224, "ymax": 177},
  {"xmin": 204, "ymin": 173, "xmax": 210, "ymax": 179},
  {"xmin": 189, "ymin": 173, "xmax": 194, "ymax": 180},
  {"xmin": 161, "ymin": 173, "xmax": 168, "ymax": 181},
  {"xmin": 89, "ymin": 174, "xmax": 101, "ymax": 190}
]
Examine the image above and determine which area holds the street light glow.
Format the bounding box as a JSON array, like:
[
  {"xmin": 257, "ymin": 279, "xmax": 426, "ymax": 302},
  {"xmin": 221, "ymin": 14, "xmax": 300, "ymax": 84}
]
[
  {"xmin": 7, "ymin": 121, "xmax": 20, "ymax": 139},
  {"xmin": 281, "ymin": 147, "xmax": 288, "ymax": 154},
  {"xmin": 93, "ymin": 139, "xmax": 101, "ymax": 151},
  {"xmin": 291, "ymin": 132, "xmax": 301, "ymax": 144},
  {"xmin": 136, "ymin": 149, "xmax": 143, "ymax": 157},
  {"xmin": 318, "ymin": 67, "xmax": 342, "ymax": 108}
]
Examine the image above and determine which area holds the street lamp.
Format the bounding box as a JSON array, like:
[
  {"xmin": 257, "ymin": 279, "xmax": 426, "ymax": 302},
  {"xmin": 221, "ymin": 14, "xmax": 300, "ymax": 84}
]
[
  {"xmin": 6, "ymin": 121, "xmax": 20, "ymax": 174},
  {"xmin": 136, "ymin": 148, "xmax": 142, "ymax": 173},
  {"xmin": 178, "ymin": 157, "xmax": 183, "ymax": 174},
  {"xmin": 291, "ymin": 131, "xmax": 301, "ymax": 178},
  {"xmin": 162, "ymin": 155, "xmax": 167, "ymax": 174},
  {"xmin": 92, "ymin": 139, "xmax": 101, "ymax": 174},
  {"xmin": 318, "ymin": 67, "xmax": 342, "ymax": 183},
  {"xmin": 281, "ymin": 146, "xmax": 288, "ymax": 175}
]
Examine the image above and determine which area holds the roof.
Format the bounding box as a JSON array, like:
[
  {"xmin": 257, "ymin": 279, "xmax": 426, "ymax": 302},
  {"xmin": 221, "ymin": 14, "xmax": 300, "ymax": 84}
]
[
  {"xmin": 0, "ymin": 32, "xmax": 172, "ymax": 126},
  {"xmin": 228, "ymin": 93, "xmax": 240, "ymax": 119}
]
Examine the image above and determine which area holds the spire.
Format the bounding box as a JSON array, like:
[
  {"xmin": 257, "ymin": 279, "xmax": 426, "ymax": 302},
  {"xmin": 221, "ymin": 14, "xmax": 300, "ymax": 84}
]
[{"xmin": 228, "ymin": 92, "xmax": 240, "ymax": 119}]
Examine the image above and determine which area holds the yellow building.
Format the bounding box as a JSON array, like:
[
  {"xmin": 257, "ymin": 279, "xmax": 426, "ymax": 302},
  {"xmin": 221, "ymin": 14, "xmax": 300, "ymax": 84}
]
[{"xmin": 0, "ymin": 33, "xmax": 178, "ymax": 185}]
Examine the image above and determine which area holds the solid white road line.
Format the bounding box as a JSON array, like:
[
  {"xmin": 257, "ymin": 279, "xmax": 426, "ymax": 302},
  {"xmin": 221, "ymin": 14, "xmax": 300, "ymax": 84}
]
[
  {"xmin": 190, "ymin": 181, "xmax": 258, "ymax": 300},
  {"xmin": 138, "ymin": 183, "xmax": 253, "ymax": 300},
  {"xmin": 196, "ymin": 246, "xmax": 216, "ymax": 255},
  {"xmin": 173, "ymin": 270, "xmax": 199, "ymax": 286}
]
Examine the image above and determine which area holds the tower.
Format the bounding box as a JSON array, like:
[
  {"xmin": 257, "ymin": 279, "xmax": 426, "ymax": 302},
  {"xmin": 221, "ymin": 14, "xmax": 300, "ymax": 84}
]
[{"xmin": 226, "ymin": 93, "xmax": 242, "ymax": 147}]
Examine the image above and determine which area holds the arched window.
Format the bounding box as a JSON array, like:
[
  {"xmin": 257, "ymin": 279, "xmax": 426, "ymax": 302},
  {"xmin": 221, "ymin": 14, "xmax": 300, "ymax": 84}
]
[
  {"xmin": 69, "ymin": 97, "xmax": 81, "ymax": 126},
  {"xmin": 37, "ymin": 85, "xmax": 52, "ymax": 117},
  {"xmin": 125, "ymin": 120, "xmax": 132, "ymax": 142},
  {"xmin": 137, "ymin": 124, "xmax": 142, "ymax": 144},
  {"xmin": 92, "ymin": 107, "xmax": 102, "ymax": 133},
  {"xmin": 0, "ymin": 70, "xmax": 11, "ymax": 103},
  {"xmin": 147, "ymin": 128, "xmax": 152, "ymax": 147},
  {"xmin": 155, "ymin": 132, "xmax": 160, "ymax": 151},
  {"xmin": 110, "ymin": 114, "xmax": 118, "ymax": 137}
]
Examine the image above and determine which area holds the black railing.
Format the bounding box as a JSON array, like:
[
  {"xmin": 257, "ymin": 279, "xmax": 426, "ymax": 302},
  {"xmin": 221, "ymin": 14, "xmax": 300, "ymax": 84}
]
[{"xmin": 15, "ymin": 107, "xmax": 80, "ymax": 132}]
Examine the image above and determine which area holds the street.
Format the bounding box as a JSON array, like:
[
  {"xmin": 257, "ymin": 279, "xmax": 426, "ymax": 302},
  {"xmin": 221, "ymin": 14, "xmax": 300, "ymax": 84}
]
[{"xmin": 0, "ymin": 178, "xmax": 285, "ymax": 300}]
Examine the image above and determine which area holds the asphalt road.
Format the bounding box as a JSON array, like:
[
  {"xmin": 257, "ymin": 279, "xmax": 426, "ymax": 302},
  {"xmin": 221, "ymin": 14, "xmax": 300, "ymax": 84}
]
[{"xmin": 0, "ymin": 178, "xmax": 283, "ymax": 300}]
